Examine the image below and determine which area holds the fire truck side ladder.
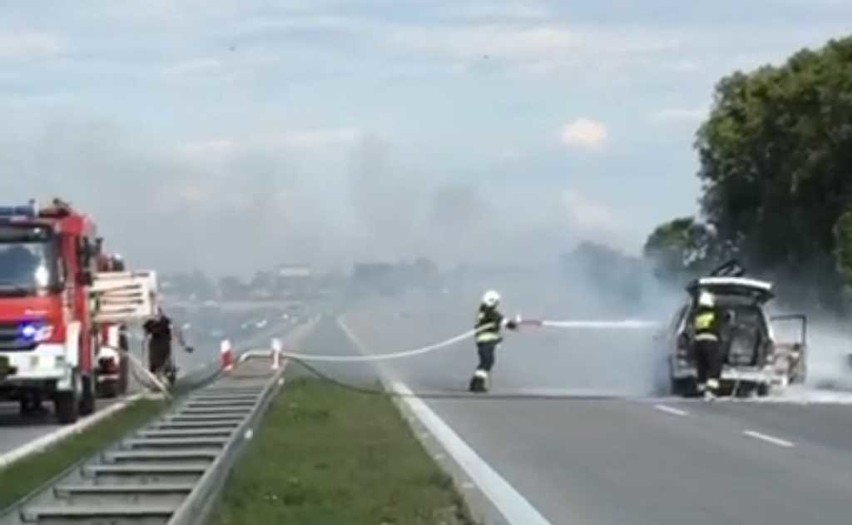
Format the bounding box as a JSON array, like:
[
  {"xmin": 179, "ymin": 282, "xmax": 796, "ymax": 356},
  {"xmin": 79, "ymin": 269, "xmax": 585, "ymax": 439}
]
[
  {"xmin": 0, "ymin": 352, "xmax": 285, "ymax": 525},
  {"xmin": 89, "ymin": 271, "xmax": 159, "ymax": 324}
]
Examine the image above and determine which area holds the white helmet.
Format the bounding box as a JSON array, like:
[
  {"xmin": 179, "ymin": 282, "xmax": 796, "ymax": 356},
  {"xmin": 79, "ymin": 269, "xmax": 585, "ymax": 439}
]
[
  {"xmin": 482, "ymin": 290, "xmax": 500, "ymax": 308},
  {"xmin": 698, "ymin": 291, "xmax": 715, "ymax": 308}
]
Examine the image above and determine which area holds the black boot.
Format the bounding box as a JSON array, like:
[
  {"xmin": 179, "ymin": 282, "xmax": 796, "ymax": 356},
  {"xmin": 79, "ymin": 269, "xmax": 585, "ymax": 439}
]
[{"xmin": 469, "ymin": 371, "xmax": 488, "ymax": 393}]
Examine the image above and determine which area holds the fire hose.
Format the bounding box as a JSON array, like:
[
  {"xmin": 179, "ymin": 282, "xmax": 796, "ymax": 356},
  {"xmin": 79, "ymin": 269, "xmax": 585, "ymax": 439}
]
[
  {"xmin": 265, "ymin": 317, "xmax": 660, "ymax": 400},
  {"xmin": 272, "ymin": 318, "xmax": 659, "ymax": 363}
]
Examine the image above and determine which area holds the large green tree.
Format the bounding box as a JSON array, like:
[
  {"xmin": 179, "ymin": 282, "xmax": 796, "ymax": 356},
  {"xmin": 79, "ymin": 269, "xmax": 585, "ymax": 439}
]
[{"xmin": 648, "ymin": 34, "xmax": 852, "ymax": 304}]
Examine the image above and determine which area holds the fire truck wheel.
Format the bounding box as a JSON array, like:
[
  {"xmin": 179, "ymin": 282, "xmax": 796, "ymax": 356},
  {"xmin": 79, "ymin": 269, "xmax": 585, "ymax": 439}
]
[
  {"xmin": 118, "ymin": 353, "xmax": 129, "ymax": 395},
  {"xmin": 79, "ymin": 374, "xmax": 96, "ymax": 416},
  {"xmin": 55, "ymin": 384, "xmax": 79, "ymax": 424},
  {"xmin": 98, "ymin": 382, "xmax": 118, "ymax": 398}
]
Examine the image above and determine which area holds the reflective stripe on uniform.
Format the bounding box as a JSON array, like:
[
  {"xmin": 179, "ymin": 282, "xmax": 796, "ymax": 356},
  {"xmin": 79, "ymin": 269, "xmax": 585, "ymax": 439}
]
[
  {"xmin": 695, "ymin": 333, "xmax": 719, "ymax": 341},
  {"xmin": 476, "ymin": 332, "xmax": 501, "ymax": 343}
]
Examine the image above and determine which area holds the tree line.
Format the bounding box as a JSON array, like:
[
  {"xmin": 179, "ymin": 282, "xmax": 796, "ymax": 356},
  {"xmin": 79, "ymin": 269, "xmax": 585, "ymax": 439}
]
[{"xmin": 644, "ymin": 34, "xmax": 852, "ymax": 311}]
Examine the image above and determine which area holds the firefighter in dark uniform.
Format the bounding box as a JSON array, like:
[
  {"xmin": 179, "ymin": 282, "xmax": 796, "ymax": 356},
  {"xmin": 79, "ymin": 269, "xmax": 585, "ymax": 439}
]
[
  {"xmin": 143, "ymin": 308, "xmax": 192, "ymax": 384},
  {"xmin": 469, "ymin": 290, "xmax": 517, "ymax": 393},
  {"xmin": 692, "ymin": 291, "xmax": 723, "ymax": 399}
]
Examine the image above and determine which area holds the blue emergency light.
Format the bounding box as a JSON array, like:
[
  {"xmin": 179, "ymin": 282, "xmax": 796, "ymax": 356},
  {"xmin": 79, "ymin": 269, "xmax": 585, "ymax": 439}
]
[
  {"xmin": 20, "ymin": 324, "xmax": 38, "ymax": 339},
  {"xmin": 0, "ymin": 201, "xmax": 37, "ymax": 218},
  {"xmin": 17, "ymin": 321, "xmax": 52, "ymax": 343}
]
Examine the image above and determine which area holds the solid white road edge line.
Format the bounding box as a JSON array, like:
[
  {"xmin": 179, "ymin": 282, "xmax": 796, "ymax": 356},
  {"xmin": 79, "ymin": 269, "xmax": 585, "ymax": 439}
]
[
  {"xmin": 654, "ymin": 404, "xmax": 689, "ymax": 417},
  {"xmin": 390, "ymin": 380, "xmax": 553, "ymax": 525},
  {"xmin": 742, "ymin": 430, "xmax": 795, "ymax": 448},
  {"xmin": 0, "ymin": 393, "xmax": 143, "ymax": 470},
  {"xmin": 337, "ymin": 317, "xmax": 552, "ymax": 525}
]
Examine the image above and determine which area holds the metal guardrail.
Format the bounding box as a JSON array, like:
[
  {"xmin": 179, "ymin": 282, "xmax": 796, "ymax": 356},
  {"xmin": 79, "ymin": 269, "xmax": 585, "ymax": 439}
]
[{"xmin": 0, "ymin": 353, "xmax": 286, "ymax": 525}]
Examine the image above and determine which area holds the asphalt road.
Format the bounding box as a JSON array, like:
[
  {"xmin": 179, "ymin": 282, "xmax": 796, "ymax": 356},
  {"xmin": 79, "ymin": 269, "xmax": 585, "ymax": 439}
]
[
  {"xmin": 0, "ymin": 312, "xmax": 302, "ymax": 458},
  {"xmin": 298, "ymin": 293, "xmax": 852, "ymax": 525}
]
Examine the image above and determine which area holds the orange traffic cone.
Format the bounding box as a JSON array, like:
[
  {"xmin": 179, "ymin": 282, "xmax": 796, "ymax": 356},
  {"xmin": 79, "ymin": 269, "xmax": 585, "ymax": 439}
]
[{"xmin": 220, "ymin": 339, "xmax": 234, "ymax": 372}]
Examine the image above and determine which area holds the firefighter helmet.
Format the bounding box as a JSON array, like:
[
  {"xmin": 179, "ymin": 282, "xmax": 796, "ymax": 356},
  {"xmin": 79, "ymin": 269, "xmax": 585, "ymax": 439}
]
[
  {"xmin": 482, "ymin": 290, "xmax": 500, "ymax": 308},
  {"xmin": 698, "ymin": 291, "xmax": 715, "ymax": 308}
]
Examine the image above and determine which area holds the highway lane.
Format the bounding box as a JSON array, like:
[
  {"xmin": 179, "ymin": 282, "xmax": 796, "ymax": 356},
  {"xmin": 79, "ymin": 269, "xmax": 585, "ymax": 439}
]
[
  {"xmin": 329, "ymin": 297, "xmax": 852, "ymax": 525},
  {"xmin": 0, "ymin": 313, "xmax": 303, "ymax": 458},
  {"xmin": 0, "ymin": 398, "xmax": 126, "ymax": 457}
]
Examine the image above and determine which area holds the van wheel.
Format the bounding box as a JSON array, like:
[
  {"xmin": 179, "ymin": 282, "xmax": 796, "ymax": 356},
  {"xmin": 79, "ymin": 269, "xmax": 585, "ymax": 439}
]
[
  {"xmin": 670, "ymin": 377, "xmax": 696, "ymax": 397},
  {"xmin": 756, "ymin": 383, "xmax": 770, "ymax": 397}
]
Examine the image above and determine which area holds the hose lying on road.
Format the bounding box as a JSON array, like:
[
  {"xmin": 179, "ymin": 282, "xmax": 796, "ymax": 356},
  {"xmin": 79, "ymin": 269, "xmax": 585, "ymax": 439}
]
[{"xmin": 287, "ymin": 356, "xmax": 634, "ymax": 400}]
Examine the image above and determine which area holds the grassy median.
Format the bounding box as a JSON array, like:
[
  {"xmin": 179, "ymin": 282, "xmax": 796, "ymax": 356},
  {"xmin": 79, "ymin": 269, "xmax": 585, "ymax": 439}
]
[
  {"xmin": 0, "ymin": 399, "xmax": 162, "ymax": 509},
  {"xmin": 211, "ymin": 377, "xmax": 476, "ymax": 525}
]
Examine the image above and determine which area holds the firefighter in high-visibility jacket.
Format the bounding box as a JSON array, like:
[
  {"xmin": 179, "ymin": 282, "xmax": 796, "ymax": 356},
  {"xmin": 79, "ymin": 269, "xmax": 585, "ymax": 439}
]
[
  {"xmin": 692, "ymin": 291, "xmax": 723, "ymax": 399},
  {"xmin": 469, "ymin": 290, "xmax": 518, "ymax": 393}
]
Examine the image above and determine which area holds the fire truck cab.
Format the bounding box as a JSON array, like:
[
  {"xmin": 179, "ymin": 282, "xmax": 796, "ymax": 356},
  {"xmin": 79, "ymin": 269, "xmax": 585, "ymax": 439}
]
[{"xmin": 0, "ymin": 199, "xmax": 157, "ymax": 423}]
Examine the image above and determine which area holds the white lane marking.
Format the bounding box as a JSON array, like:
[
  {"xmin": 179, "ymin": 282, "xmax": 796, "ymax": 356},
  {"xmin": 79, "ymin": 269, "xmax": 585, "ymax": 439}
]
[
  {"xmin": 743, "ymin": 430, "xmax": 795, "ymax": 448},
  {"xmin": 654, "ymin": 404, "xmax": 689, "ymax": 417},
  {"xmin": 391, "ymin": 380, "xmax": 553, "ymax": 525},
  {"xmin": 338, "ymin": 317, "xmax": 552, "ymax": 525}
]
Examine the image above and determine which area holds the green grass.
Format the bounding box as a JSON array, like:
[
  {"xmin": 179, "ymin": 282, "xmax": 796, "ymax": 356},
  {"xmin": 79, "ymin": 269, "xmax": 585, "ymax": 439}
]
[
  {"xmin": 0, "ymin": 399, "xmax": 163, "ymax": 509},
  {"xmin": 211, "ymin": 377, "xmax": 476, "ymax": 525}
]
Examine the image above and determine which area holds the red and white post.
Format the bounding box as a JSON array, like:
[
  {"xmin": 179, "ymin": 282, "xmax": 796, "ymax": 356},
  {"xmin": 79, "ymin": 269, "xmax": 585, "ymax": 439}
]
[
  {"xmin": 220, "ymin": 339, "xmax": 234, "ymax": 372},
  {"xmin": 271, "ymin": 338, "xmax": 282, "ymax": 370}
]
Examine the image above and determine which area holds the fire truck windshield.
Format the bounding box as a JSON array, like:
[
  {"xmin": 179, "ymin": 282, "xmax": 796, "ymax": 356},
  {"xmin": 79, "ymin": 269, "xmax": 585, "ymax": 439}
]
[{"xmin": 0, "ymin": 225, "xmax": 60, "ymax": 295}]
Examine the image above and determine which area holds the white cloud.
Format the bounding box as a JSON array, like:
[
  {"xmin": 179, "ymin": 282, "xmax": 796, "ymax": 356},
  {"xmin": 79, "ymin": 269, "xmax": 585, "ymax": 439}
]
[
  {"xmin": 388, "ymin": 23, "xmax": 679, "ymax": 67},
  {"xmin": 560, "ymin": 188, "xmax": 640, "ymax": 251},
  {"xmin": 0, "ymin": 31, "xmax": 63, "ymax": 61},
  {"xmin": 269, "ymin": 128, "xmax": 361, "ymax": 149},
  {"xmin": 164, "ymin": 58, "xmax": 223, "ymax": 76},
  {"xmin": 562, "ymin": 189, "xmax": 621, "ymax": 233},
  {"xmin": 178, "ymin": 128, "xmax": 361, "ymax": 165},
  {"xmin": 665, "ymin": 59, "xmax": 702, "ymax": 72},
  {"xmin": 560, "ymin": 118, "xmax": 607, "ymax": 149},
  {"xmin": 438, "ymin": 1, "xmax": 551, "ymax": 21},
  {"xmin": 651, "ymin": 107, "xmax": 707, "ymax": 124},
  {"xmin": 389, "ymin": 24, "xmax": 577, "ymax": 61},
  {"xmin": 178, "ymin": 138, "xmax": 239, "ymax": 163}
]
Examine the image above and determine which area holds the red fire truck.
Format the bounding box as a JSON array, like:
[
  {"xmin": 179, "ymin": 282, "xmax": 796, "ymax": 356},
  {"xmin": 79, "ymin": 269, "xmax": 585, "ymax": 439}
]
[{"xmin": 0, "ymin": 199, "xmax": 156, "ymax": 423}]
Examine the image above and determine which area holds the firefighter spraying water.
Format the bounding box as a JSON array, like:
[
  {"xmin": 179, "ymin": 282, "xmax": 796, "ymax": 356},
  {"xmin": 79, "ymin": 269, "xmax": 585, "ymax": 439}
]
[{"xmin": 469, "ymin": 290, "xmax": 519, "ymax": 393}]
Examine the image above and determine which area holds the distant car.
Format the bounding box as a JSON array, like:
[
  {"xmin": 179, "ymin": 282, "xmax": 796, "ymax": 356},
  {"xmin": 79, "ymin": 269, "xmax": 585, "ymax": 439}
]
[{"xmin": 658, "ymin": 262, "xmax": 807, "ymax": 397}]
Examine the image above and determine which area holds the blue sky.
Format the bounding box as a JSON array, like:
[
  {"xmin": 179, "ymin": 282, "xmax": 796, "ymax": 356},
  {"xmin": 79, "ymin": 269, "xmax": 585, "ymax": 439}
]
[{"xmin": 0, "ymin": 1, "xmax": 849, "ymax": 275}]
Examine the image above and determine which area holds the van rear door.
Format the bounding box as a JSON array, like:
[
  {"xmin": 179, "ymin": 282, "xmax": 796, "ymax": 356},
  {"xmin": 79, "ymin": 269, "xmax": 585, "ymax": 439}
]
[{"xmin": 769, "ymin": 314, "xmax": 807, "ymax": 384}]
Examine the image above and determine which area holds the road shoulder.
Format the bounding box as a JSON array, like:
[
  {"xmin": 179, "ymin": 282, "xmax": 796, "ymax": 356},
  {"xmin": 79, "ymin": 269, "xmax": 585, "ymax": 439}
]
[{"xmin": 338, "ymin": 314, "xmax": 551, "ymax": 525}]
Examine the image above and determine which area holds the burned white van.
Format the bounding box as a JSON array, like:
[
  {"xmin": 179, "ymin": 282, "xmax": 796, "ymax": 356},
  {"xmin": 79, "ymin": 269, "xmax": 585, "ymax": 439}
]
[{"xmin": 661, "ymin": 266, "xmax": 807, "ymax": 397}]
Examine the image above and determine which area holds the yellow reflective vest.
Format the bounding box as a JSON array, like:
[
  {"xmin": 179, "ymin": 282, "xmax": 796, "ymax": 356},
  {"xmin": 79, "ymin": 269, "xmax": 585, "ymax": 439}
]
[
  {"xmin": 475, "ymin": 306, "xmax": 504, "ymax": 344},
  {"xmin": 693, "ymin": 307, "xmax": 720, "ymax": 341}
]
